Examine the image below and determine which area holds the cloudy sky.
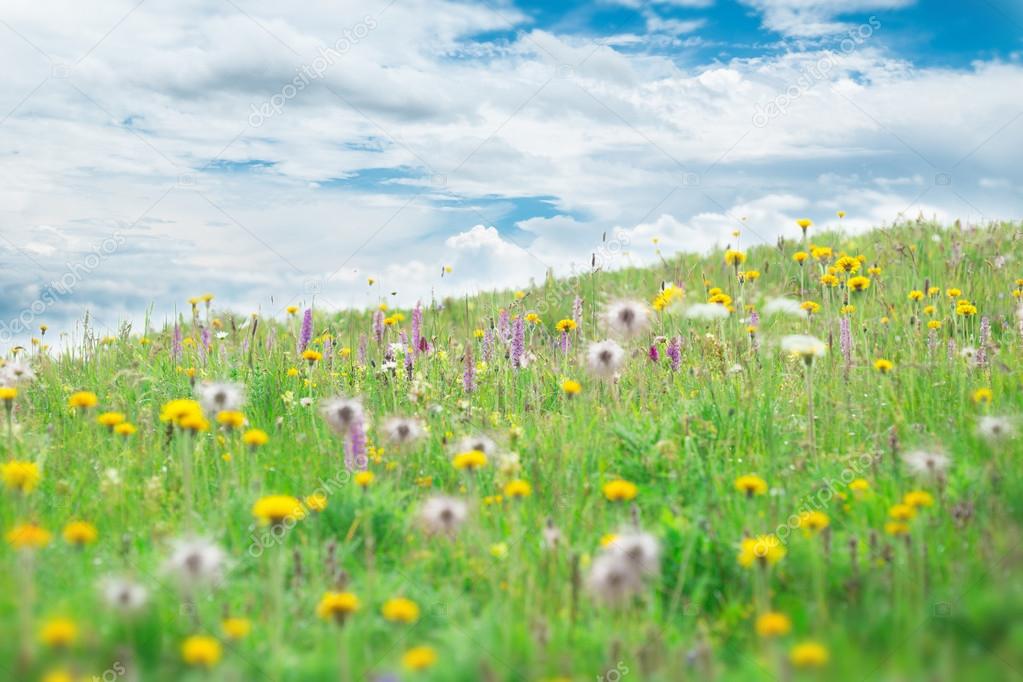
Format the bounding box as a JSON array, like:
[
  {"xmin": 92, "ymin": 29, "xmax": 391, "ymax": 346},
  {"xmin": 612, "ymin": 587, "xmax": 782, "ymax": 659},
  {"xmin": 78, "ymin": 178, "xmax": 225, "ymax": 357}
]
[{"xmin": 1, "ymin": 0, "xmax": 1021, "ymax": 347}]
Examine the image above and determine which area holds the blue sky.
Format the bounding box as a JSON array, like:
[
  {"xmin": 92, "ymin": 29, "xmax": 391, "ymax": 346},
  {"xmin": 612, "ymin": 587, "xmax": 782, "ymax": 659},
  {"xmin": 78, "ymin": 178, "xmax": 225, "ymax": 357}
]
[{"xmin": 1, "ymin": 0, "xmax": 1021, "ymax": 348}]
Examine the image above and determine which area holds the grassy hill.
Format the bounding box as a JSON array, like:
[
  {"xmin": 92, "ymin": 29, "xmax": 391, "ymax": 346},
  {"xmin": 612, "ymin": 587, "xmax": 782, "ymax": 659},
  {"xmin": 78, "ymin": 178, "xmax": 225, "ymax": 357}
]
[{"xmin": 2, "ymin": 218, "xmax": 1022, "ymax": 681}]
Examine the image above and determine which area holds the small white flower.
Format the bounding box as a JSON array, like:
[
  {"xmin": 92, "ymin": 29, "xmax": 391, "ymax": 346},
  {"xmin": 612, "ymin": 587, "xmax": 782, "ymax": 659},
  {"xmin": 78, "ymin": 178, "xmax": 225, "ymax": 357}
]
[
  {"xmin": 603, "ymin": 300, "xmax": 650, "ymax": 339},
  {"xmin": 196, "ymin": 381, "xmax": 245, "ymax": 415},
  {"xmin": 215, "ymin": 331, "xmax": 229, "ymax": 340},
  {"xmin": 0, "ymin": 361, "xmax": 35, "ymax": 386},
  {"xmin": 162, "ymin": 537, "xmax": 228, "ymax": 591},
  {"xmin": 383, "ymin": 416, "xmax": 424, "ymax": 445},
  {"xmin": 606, "ymin": 531, "xmax": 661, "ymax": 577},
  {"xmin": 781, "ymin": 334, "xmax": 826, "ymax": 359},
  {"xmin": 100, "ymin": 576, "xmax": 149, "ymax": 614},
  {"xmin": 320, "ymin": 397, "xmax": 365, "ymax": 435},
  {"xmin": 902, "ymin": 449, "xmax": 951, "ymax": 478},
  {"xmin": 977, "ymin": 416, "xmax": 1015, "ymax": 443},
  {"xmin": 684, "ymin": 303, "xmax": 730, "ymax": 320},
  {"xmin": 455, "ymin": 434, "xmax": 497, "ymax": 457},
  {"xmin": 586, "ymin": 553, "xmax": 642, "ymax": 605},
  {"xmin": 586, "ymin": 340, "xmax": 625, "ymax": 378},
  {"xmin": 418, "ymin": 495, "xmax": 468, "ymax": 537},
  {"xmin": 763, "ymin": 298, "xmax": 808, "ymax": 319}
]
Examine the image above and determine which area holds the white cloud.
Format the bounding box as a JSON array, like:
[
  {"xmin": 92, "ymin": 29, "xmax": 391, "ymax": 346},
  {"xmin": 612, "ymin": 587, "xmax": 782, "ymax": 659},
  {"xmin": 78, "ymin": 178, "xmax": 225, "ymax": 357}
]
[
  {"xmin": 739, "ymin": 0, "xmax": 915, "ymax": 36},
  {"xmin": 0, "ymin": 0, "xmax": 1019, "ymax": 347}
]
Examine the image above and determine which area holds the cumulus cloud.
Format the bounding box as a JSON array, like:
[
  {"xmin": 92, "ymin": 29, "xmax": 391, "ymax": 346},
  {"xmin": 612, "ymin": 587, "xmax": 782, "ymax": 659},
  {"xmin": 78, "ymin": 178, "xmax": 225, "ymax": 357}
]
[{"xmin": 0, "ymin": 0, "xmax": 1019, "ymax": 347}]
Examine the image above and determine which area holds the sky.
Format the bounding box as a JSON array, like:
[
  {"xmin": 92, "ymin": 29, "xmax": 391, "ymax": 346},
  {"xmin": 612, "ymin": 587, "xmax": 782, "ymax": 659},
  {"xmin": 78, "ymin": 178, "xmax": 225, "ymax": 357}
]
[{"xmin": 1, "ymin": 0, "xmax": 1022, "ymax": 348}]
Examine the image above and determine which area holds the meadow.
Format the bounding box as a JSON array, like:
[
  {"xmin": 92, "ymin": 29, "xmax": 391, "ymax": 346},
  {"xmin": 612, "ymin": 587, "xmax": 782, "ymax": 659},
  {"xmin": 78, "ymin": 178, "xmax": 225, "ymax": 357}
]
[{"xmin": 2, "ymin": 218, "xmax": 1022, "ymax": 682}]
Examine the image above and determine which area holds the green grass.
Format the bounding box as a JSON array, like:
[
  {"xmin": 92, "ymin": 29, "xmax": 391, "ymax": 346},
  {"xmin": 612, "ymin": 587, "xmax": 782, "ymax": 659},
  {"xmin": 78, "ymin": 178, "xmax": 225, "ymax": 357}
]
[{"xmin": 2, "ymin": 219, "xmax": 1023, "ymax": 681}]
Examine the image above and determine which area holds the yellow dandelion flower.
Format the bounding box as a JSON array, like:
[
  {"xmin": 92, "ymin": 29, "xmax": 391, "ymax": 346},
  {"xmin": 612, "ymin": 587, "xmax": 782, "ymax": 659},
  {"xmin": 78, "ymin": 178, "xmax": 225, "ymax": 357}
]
[
  {"xmin": 7, "ymin": 522, "xmax": 52, "ymax": 549},
  {"xmin": 796, "ymin": 510, "xmax": 829, "ymax": 534},
  {"xmin": 68, "ymin": 391, "xmax": 98, "ymax": 410},
  {"xmin": 971, "ymin": 387, "xmax": 993, "ymax": 404},
  {"xmin": 873, "ymin": 359, "xmax": 893, "ymax": 374},
  {"xmin": 561, "ymin": 379, "xmax": 582, "ymax": 396},
  {"xmin": 242, "ymin": 428, "xmax": 269, "ymax": 447},
  {"xmin": 181, "ymin": 635, "xmax": 222, "ymax": 668},
  {"xmin": 452, "ymin": 450, "xmax": 487, "ymax": 471},
  {"xmin": 39, "ymin": 617, "xmax": 77, "ymax": 648},
  {"xmin": 354, "ymin": 471, "xmax": 375, "ymax": 488},
  {"xmin": 790, "ymin": 641, "xmax": 829, "ymax": 668},
  {"xmin": 252, "ymin": 495, "xmax": 305, "ymax": 526},
  {"xmin": 503, "ymin": 479, "xmax": 532, "ymax": 499},
  {"xmin": 602, "ymin": 479, "xmax": 637, "ymax": 502},
  {"xmin": 734, "ymin": 475, "xmax": 767, "ymax": 497},
  {"xmin": 221, "ymin": 617, "xmax": 251, "ymax": 640},
  {"xmin": 382, "ymin": 597, "xmax": 420, "ymax": 624},
  {"xmin": 2, "ymin": 460, "xmax": 41, "ymax": 493},
  {"xmin": 402, "ymin": 645, "xmax": 438, "ymax": 671},
  {"xmin": 62, "ymin": 521, "xmax": 98, "ymax": 546},
  {"xmin": 316, "ymin": 591, "xmax": 360, "ymax": 622},
  {"xmin": 755, "ymin": 612, "xmax": 792, "ymax": 638},
  {"xmin": 738, "ymin": 534, "xmax": 785, "ymax": 568}
]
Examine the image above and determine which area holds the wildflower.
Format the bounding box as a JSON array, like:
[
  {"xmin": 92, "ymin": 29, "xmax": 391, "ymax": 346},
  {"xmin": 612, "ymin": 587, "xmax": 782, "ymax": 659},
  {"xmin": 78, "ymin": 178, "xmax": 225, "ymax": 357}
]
[
  {"xmin": 2, "ymin": 460, "xmax": 41, "ymax": 493},
  {"xmin": 305, "ymin": 493, "xmax": 328, "ymax": 512},
  {"xmin": 181, "ymin": 635, "xmax": 222, "ymax": 668},
  {"xmin": 603, "ymin": 301, "xmax": 650, "ymax": 338},
  {"xmin": 652, "ymin": 285, "xmax": 684, "ymax": 311},
  {"xmin": 902, "ymin": 449, "xmax": 950, "ymax": 478},
  {"xmin": 402, "ymin": 645, "xmax": 438, "ymax": 671},
  {"xmin": 908, "ymin": 290, "xmax": 924, "ymax": 301},
  {"xmin": 734, "ymin": 475, "xmax": 767, "ymax": 497},
  {"xmin": 796, "ymin": 510, "xmax": 829, "ymax": 534},
  {"xmin": 222, "ymin": 617, "xmax": 251, "ymax": 640},
  {"xmin": 793, "ymin": 251, "xmax": 808, "ymax": 263},
  {"xmin": 847, "ymin": 275, "xmax": 871, "ymax": 292},
  {"xmin": 603, "ymin": 479, "xmax": 638, "ymax": 502},
  {"xmin": 888, "ymin": 503, "xmax": 916, "ymax": 521},
  {"xmin": 316, "ymin": 591, "xmax": 360, "ymax": 623},
  {"xmin": 7, "ymin": 522, "xmax": 52, "ymax": 549},
  {"xmin": 215, "ymin": 410, "xmax": 246, "ymax": 430},
  {"xmin": 790, "ymin": 641, "xmax": 829, "ymax": 668},
  {"xmin": 160, "ymin": 398, "xmax": 204, "ymax": 426},
  {"xmin": 873, "ymin": 358, "xmax": 893, "ymax": 373},
  {"xmin": 383, "ymin": 417, "xmax": 424, "ymax": 445},
  {"xmin": 977, "ymin": 415, "xmax": 1015, "ymax": 443},
  {"xmin": 799, "ymin": 300, "xmax": 820, "ymax": 315},
  {"xmin": 927, "ymin": 320, "xmax": 942, "ymax": 330},
  {"xmin": 355, "ymin": 471, "xmax": 375, "ymax": 488},
  {"xmin": 453, "ymin": 450, "xmax": 487, "ymax": 471},
  {"xmin": 302, "ymin": 349, "xmax": 323, "ymax": 363},
  {"xmin": 586, "ymin": 340, "xmax": 626, "ymax": 378},
  {"xmin": 744, "ymin": 269, "xmax": 760, "ymax": 282},
  {"xmin": 781, "ymin": 335, "xmax": 826, "ymax": 362},
  {"xmin": 946, "ymin": 288, "xmax": 962, "ymax": 298},
  {"xmin": 819, "ymin": 273, "xmax": 839, "ymax": 287},
  {"xmin": 586, "ymin": 552, "xmax": 642, "ymax": 605},
  {"xmin": 903, "ymin": 490, "xmax": 934, "ymax": 509},
  {"xmin": 755, "ymin": 612, "xmax": 792, "ymax": 637},
  {"xmin": 763, "ymin": 298, "xmax": 808, "ymax": 318},
  {"xmin": 504, "ymin": 479, "xmax": 532, "ymax": 498},
  {"xmin": 738, "ymin": 534, "xmax": 785, "ymax": 568},
  {"xmin": 62, "ymin": 521, "xmax": 98, "ymax": 546},
  {"xmin": 252, "ymin": 495, "xmax": 305, "ymax": 526},
  {"xmin": 454, "ymin": 434, "xmax": 497, "ymax": 457},
  {"xmin": 0, "ymin": 386, "xmax": 15, "ymax": 405},
  {"xmin": 811, "ymin": 246, "xmax": 832, "ymax": 261},
  {"xmin": 0, "ymin": 361, "xmax": 35, "ymax": 385},
  {"xmin": 68, "ymin": 391, "xmax": 98, "ymax": 410},
  {"xmin": 100, "ymin": 576, "xmax": 149, "ymax": 614},
  {"xmin": 320, "ymin": 397, "xmax": 365, "ymax": 435},
  {"xmin": 96, "ymin": 412, "xmax": 126, "ymax": 428},
  {"xmin": 971, "ymin": 387, "xmax": 993, "ymax": 405},
  {"xmin": 195, "ymin": 382, "xmax": 244, "ymax": 415},
  {"xmin": 685, "ymin": 303, "xmax": 730, "ymax": 320},
  {"xmin": 849, "ymin": 479, "xmax": 870, "ymax": 495},
  {"xmin": 418, "ymin": 495, "xmax": 468, "ymax": 536},
  {"xmin": 724, "ymin": 249, "xmax": 746, "ymax": 266},
  {"xmin": 242, "ymin": 428, "xmax": 269, "ymax": 447},
  {"xmin": 796, "ymin": 218, "xmax": 812, "ymax": 231},
  {"xmin": 605, "ymin": 531, "xmax": 660, "ymax": 576},
  {"xmin": 162, "ymin": 537, "xmax": 228, "ymax": 590},
  {"xmin": 382, "ymin": 597, "xmax": 420, "ymax": 624},
  {"xmin": 835, "ymin": 255, "xmax": 860, "ymax": 273},
  {"xmin": 561, "ymin": 379, "xmax": 582, "ymax": 396},
  {"xmin": 39, "ymin": 617, "xmax": 77, "ymax": 648}
]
